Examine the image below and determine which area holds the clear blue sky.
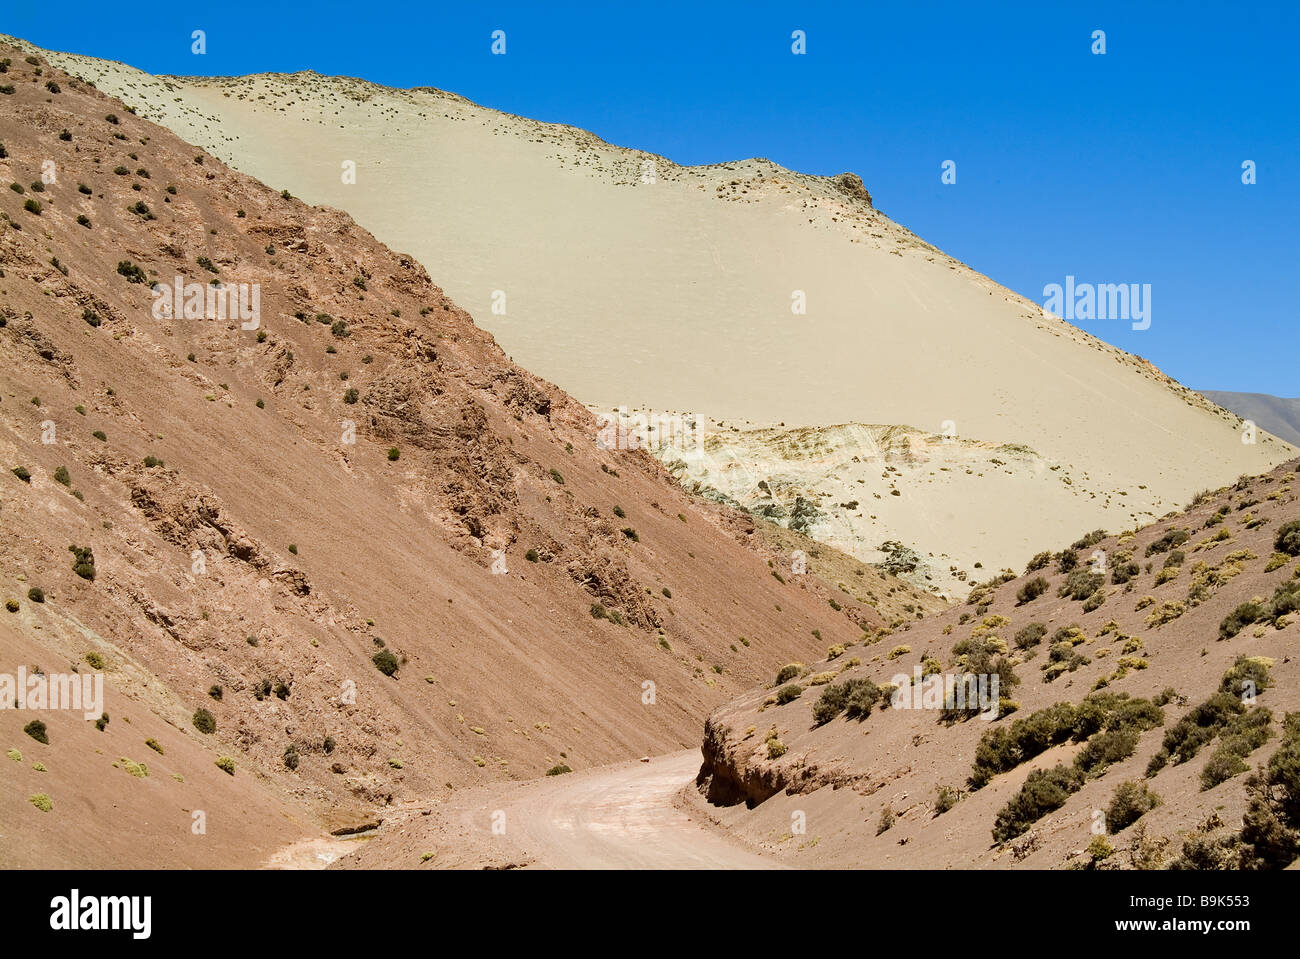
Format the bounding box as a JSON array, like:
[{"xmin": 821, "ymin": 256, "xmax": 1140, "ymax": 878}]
[{"xmin": 6, "ymin": 1, "xmax": 1297, "ymax": 395}]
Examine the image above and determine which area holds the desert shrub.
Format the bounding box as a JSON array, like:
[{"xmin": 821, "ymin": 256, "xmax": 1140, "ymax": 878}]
[
  {"xmin": 1219, "ymin": 600, "xmax": 1262, "ymax": 639},
  {"xmin": 1057, "ymin": 550, "xmax": 1079, "ymax": 573},
  {"xmin": 23, "ymin": 197, "xmax": 42, "ymax": 215},
  {"xmin": 992, "ymin": 765, "xmax": 1084, "ymax": 843},
  {"xmin": 876, "ymin": 807, "xmax": 895, "ymax": 834},
  {"xmin": 23, "ymin": 720, "xmax": 49, "ymax": 744},
  {"xmin": 323, "ymin": 736, "xmax": 336, "ymax": 754},
  {"xmin": 525, "ymin": 548, "xmax": 539, "ymax": 562},
  {"xmin": 548, "ymin": 468, "xmax": 564, "ymax": 484},
  {"xmin": 117, "ymin": 261, "xmax": 147, "ymax": 283},
  {"xmin": 935, "ymin": 785, "xmax": 962, "ymax": 815},
  {"xmin": 27, "ymin": 587, "xmax": 44, "ymax": 603},
  {"xmin": 1072, "ymin": 529, "xmax": 1107, "ymax": 550},
  {"xmin": 5, "ymin": 600, "xmax": 17, "ymax": 612},
  {"xmin": 546, "ymin": 764, "xmax": 572, "ymax": 776},
  {"xmin": 1024, "ymin": 551, "xmax": 1052, "ymax": 573},
  {"xmin": 1060, "ymin": 568, "xmax": 1105, "ymax": 601},
  {"xmin": 774, "ymin": 684, "xmax": 803, "ymax": 705},
  {"xmin": 68, "ymin": 544, "xmax": 95, "ymax": 581},
  {"xmin": 1074, "ymin": 727, "xmax": 1139, "ymax": 774},
  {"xmin": 621, "ymin": 527, "xmax": 639, "ymax": 542},
  {"xmin": 192, "ymin": 709, "xmax": 216, "ymax": 734},
  {"xmin": 145, "ymin": 738, "xmax": 164, "ymax": 755},
  {"xmin": 1200, "ymin": 749, "xmax": 1249, "ymax": 790},
  {"xmin": 1013, "ymin": 622, "xmax": 1047, "ymax": 649},
  {"xmin": 1145, "ymin": 528, "xmax": 1190, "ymax": 556},
  {"xmin": 84, "ymin": 651, "xmax": 105, "ymax": 670},
  {"xmin": 1220, "ymin": 655, "xmax": 1273, "ymax": 698},
  {"xmin": 1016, "ymin": 577, "xmax": 1049, "ymax": 605},
  {"xmin": 1082, "ymin": 590, "xmax": 1105, "ymax": 613},
  {"xmin": 215, "ymin": 756, "xmax": 235, "ymax": 775},
  {"xmin": 1148, "ymin": 688, "xmax": 1248, "ymax": 775},
  {"xmin": 387, "ymin": 447, "xmax": 400, "ymax": 461},
  {"xmin": 208, "ymin": 685, "xmax": 223, "ymax": 700},
  {"xmin": 372, "ymin": 649, "xmax": 399, "ymax": 676},
  {"xmin": 330, "ymin": 319, "xmax": 350, "ymax": 338},
  {"xmin": 812, "ymin": 678, "xmax": 880, "ymax": 725},
  {"xmin": 1275, "ymin": 520, "xmax": 1300, "ymax": 557},
  {"xmin": 12, "ymin": 466, "xmax": 31, "ymax": 482},
  {"xmin": 1111, "ymin": 556, "xmax": 1141, "ymax": 584},
  {"xmin": 1106, "ymin": 780, "xmax": 1162, "ymax": 833},
  {"xmin": 283, "ymin": 744, "xmax": 300, "ymax": 770},
  {"xmin": 775, "ymin": 663, "xmax": 804, "ymax": 684},
  {"xmin": 612, "ymin": 505, "xmax": 626, "ymax": 518}
]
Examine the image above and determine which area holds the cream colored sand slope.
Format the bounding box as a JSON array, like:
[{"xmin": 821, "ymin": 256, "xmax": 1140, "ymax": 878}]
[{"xmin": 14, "ymin": 37, "xmax": 1292, "ymax": 589}]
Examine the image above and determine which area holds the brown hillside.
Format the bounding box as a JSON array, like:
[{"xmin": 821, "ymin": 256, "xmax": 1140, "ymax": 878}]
[
  {"xmin": 691, "ymin": 462, "xmax": 1300, "ymax": 869},
  {"xmin": 0, "ymin": 45, "xmax": 930, "ymax": 868}
]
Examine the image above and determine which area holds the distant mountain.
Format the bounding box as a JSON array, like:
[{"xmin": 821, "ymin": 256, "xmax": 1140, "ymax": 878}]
[{"xmin": 1200, "ymin": 391, "xmax": 1300, "ymax": 446}]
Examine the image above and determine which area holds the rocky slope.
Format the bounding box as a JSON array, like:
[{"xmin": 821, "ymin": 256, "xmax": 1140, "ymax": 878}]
[
  {"xmin": 6, "ymin": 33, "xmax": 1292, "ymax": 595},
  {"xmin": 0, "ymin": 45, "xmax": 932, "ymax": 867},
  {"xmin": 692, "ymin": 462, "xmax": 1300, "ymax": 869}
]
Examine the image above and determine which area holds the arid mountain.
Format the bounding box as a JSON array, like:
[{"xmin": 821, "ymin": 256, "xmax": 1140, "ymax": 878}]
[
  {"xmin": 0, "ymin": 45, "xmax": 933, "ymax": 868},
  {"xmin": 1201, "ymin": 391, "xmax": 1300, "ymax": 447},
  {"xmin": 688, "ymin": 464, "xmax": 1300, "ymax": 869},
  {"xmin": 6, "ymin": 35, "xmax": 1292, "ymax": 595}
]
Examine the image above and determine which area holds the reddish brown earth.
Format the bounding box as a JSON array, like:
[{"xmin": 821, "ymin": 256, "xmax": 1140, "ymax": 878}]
[
  {"xmin": 0, "ymin": 46, "xmax": 932, "ymax": 868},
  {"xmin": 690, "ymin": 464, "xmax": 1300, "ymax": 868}
]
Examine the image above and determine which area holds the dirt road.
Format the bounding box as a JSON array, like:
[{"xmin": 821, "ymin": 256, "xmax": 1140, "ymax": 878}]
[{"xmin": 335, "ymin": 750, "xmax": 783, "ymax": 870}]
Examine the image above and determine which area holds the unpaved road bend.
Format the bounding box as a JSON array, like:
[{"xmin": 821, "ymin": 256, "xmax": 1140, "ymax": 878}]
[
  {"xmin": 492, "ymin": 750, "xmax": 781, "ymax": 869},
  {"xmin": 331, "ymin": 750, "xmax": 784, "ymax": 870}
]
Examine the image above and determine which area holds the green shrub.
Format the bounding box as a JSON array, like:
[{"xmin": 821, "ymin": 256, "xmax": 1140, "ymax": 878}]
[
  {"xmin": 1106, "ymin": 780, "xmax": 1162, "ymax": 833},
  {"xmin": 992, "ymin": 764, "xmax": 1084, "ymax": 843},
  {"xmin": 1059, "ymin": 568, "xmax": 1104, "ymax": 601},
  {"xmin": 812, "ymin": 678, "xmax": 880, "ymax": 725},
  {"xmin": 1074, "ymin": 727, "xmax": 1139, "ymax": 775},
  {"xmin": 1274, "ymin": 520, "xmax": 1300, "ymax": 557},
  {"xmin": 4, "ymin": 599, "xmax": 18, "ymax": 613},
  {"xmin": 775, "ymin": 664, "xmax": 803, "ymax": 684},
  {"xmin": 26, "ymin": 587, "xmax": 44, "ymax": 603},
  {"xmin": 24, "ymin": 720, "xmax": 49, "ymax": 744},
  {"xmin": 774, "ymin": 684, "xmax": 803, "ymax": 705},
  {"xmin": 372, "ymin": 649, "xmax": 400, "ymax": 676},
  {"xmin": 546, "ymin": 764, "xmax": 572, "ymax": 776},
  {"xmin": 143, "ymin": 455, "xmax": 164, "ymax": 468},
  {"xmin": 1024, "ymin": 551, "xmax": 1052, "ymax": 573},
  {"xmin": 620, "ymin": 527, "xmax": 639, "ymax": 542},
  {"xmin": 343, "ymin": 388, "xmax": 359, "ymax": 404},
  {"xmin": 23, "ymin": 197, "xmax": 42, "ymax": 215},
  {"xmin": 525, "ymin": 548, "xmax": 539, "ymax": 562},
  {"xmin": 215, "ymin": 756, "xmax": 235, "ymax": 775},
  {"xmin": 387, "ymin": 447, "xmax": 400, "ymax": 462},
  {"xmin": 12, "ymin": 465, "xmax": 31, "ymax": 483},
  {"xmin": 1016, "ymin": 577, "xmax": 1049, "ymax": 605},
  {"xmin": 612, "ymin": 505, "xmax": 626, "ymax": 518},
  {"xmin": 1145, "ymin": 528, "xmax": 1189, "ymax": 556},
  {"xmin": 145, "ymin": 738, "xmax": 164, "ymax": 754},
  {"xmin": 117, "ymin": 261, "xmax": 147, "ymax": 283},
  {"xmin": 548, "ymin": 468, "xmax": 564, "ymax": 484},
  {"xmin": 68, "ymin": 544, "xmax": 95, "ymax": 581},
  {"xmin": 84, "ymin": 651, "xmax": 105, "ymax": 670},
  {"xmin": 192, "ymin": 709, "xmax": 216, "ymax": 734}
]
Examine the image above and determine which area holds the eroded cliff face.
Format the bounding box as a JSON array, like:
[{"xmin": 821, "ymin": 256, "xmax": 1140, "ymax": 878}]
[{"xmin": 650, "ymin": 418, "xmax": 1157, "ymax": 599}]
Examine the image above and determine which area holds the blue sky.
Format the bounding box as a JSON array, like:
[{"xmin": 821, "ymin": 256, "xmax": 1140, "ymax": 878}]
[{"xmin": 6, "ymin": 1, "xmax": 1297, "ymax": 395}]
